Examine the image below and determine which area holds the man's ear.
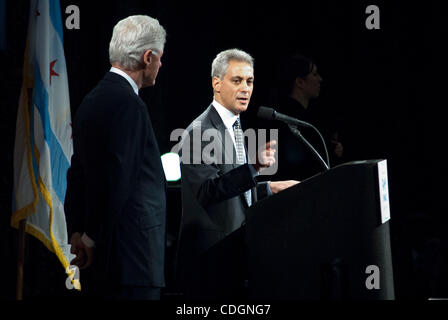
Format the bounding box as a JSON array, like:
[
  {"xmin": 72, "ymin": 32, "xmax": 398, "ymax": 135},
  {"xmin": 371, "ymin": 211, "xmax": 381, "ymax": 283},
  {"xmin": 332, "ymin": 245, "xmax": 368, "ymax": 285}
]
[
  {"xmin": 142, "ymin": 49, "xmax": 153, "ymax": 67},
  {"xmin": 212, "ymin": 76, "xmax": 221, "ymax": 93},
  {"xmin": 294, "ymin": 77, "xmax": 305, "ymax": 89}
]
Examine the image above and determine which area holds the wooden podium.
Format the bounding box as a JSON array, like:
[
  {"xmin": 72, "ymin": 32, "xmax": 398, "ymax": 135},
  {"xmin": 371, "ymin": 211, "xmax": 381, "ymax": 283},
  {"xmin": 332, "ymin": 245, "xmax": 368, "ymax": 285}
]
[{"xmin": 244, "ymin": 160, "xmax": 395, "ymax": 300}]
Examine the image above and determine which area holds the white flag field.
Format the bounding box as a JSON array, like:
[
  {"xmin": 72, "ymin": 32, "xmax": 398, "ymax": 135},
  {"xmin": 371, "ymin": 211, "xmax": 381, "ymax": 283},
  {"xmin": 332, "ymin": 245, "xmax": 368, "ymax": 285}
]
[{"xmin": 11, "ymin": 0, "xmax": 79, "ymax": 290}]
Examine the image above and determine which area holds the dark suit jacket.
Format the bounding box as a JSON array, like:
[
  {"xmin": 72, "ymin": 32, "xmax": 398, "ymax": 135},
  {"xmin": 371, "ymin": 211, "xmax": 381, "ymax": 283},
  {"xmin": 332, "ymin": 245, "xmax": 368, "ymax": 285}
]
[
  {"xmin": 64, "ymin": 72, "xmax": 166, "ymax": 291},
  {"xmin": 177, "ymin": 104, "xmax": 270, "ymax": 273}
]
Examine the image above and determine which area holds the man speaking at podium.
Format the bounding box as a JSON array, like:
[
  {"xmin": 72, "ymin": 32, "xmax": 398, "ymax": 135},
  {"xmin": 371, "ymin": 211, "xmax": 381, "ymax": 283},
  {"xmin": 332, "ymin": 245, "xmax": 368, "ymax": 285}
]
[{"xmin": 177, "ymin": 49, "xmax": 298, "ymax": 299}]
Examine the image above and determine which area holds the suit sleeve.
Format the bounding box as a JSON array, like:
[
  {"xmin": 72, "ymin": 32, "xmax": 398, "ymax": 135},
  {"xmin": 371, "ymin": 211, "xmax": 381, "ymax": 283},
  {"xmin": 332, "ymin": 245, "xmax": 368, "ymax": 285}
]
[
  {"xmin": 179, "ymin": 127, "xmax": 258, "ymax": 208},
  {"xmin": 64, "ymin": 153, "xmax": 85, "ymax": 238},
  {"xmin": 255, "ymin": 181, "xmax": 271, "ymax": 200},
  {"xmin": 181, "ymin": 162, "xmax": 257, "ymax": 209}
]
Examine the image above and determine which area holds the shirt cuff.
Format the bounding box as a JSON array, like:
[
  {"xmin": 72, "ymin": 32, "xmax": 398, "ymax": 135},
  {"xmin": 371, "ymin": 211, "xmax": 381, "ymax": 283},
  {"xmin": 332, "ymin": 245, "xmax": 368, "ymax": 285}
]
[
  {"xmin": 81, "ymin": 233, "xmax": 95, "ymax": 248},
  {"xmin": 248, "ymin": 164, "xmax": 259, "ymax": 178},
  {"xmin": 266, "ymin": 181, "xmax": 273, "ymax": 196}
]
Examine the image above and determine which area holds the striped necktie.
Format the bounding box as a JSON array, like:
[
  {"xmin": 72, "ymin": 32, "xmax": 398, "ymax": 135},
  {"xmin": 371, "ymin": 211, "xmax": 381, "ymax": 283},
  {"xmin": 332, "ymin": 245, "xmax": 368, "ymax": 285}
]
[{"xmin": 233, "ymin": 117, "xmax": 252, "ymax": 207}]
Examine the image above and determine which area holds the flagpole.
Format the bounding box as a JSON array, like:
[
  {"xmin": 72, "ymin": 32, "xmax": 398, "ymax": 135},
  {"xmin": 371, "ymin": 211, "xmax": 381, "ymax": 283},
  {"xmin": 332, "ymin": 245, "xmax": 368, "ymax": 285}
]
[{"xmin": 16, "ymin": 219, "xmax": 26, "ymax": 300}]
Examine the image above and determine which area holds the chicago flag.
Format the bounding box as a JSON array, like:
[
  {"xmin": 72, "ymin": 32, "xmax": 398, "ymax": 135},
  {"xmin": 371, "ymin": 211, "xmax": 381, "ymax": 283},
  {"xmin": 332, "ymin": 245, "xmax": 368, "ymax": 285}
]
[{"xmin": 11, "ymin": 0, "xmax": 79, "ymax": 290}]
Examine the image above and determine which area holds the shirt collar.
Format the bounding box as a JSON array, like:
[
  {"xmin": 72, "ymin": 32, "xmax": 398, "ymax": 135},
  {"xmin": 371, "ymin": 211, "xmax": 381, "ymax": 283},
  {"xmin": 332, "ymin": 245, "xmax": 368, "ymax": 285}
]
[
  {"xmin": 110, "ymin": 67, "xmax": 139, "ymax": 95},
  {"xmin": 212, "ymin": 99, "xmax": 239, "ymax": 131}
]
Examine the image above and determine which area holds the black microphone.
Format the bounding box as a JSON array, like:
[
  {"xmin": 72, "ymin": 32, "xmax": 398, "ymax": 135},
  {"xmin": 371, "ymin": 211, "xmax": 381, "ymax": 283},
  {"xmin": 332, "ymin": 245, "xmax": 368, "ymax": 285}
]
[
  {"xmin": 257, "ymin": 106, "xmax": 312, "ymax": 128},
  {"xmin": 257, "ymin": 106, "xmax": 330, "ymax": 171}
]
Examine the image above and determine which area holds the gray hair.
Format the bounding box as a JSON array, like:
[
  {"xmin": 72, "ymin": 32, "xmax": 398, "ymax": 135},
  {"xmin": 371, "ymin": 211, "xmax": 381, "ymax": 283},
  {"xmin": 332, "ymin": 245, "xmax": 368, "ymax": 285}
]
[
  {"xmin": 211, "ymin": 48, "xmax": 254, "ymax": 79},
  {"xmin": 109, "ymin": 15, "xmax": 166, "ymax": 70}
]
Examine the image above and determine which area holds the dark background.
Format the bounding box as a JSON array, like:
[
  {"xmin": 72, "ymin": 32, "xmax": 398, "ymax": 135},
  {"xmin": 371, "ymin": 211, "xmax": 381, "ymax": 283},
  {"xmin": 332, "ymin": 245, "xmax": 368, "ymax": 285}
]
[{"xmin": 1, "ymin": 0, "xmax": 447, "ymax": 300}]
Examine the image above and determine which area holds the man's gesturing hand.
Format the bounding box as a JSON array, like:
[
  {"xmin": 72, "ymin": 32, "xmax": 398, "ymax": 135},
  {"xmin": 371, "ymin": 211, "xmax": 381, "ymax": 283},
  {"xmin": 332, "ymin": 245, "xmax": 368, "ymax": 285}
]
[{"xmin": 253, "ymin": 140, "xmax": 277, "ymax": 172}]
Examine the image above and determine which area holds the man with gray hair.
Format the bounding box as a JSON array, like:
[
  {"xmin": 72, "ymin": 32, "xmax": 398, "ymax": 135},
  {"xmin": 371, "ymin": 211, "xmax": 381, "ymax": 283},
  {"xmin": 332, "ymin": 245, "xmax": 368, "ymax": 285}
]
[
  {"xmin": 177, "ymin": 48, "xmax": 298, "ymax": 299},
  {"xmin": 65, "ymin": 15, "xmax": 167, "ymax": 300}
]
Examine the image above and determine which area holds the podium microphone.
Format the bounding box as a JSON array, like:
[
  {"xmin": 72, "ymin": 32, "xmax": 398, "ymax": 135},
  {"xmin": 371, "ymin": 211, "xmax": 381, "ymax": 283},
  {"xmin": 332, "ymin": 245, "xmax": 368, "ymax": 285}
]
[
  {"xmin": 257, "ymin": 106, "xmax": 312, "ymax": 128},
  {"xmin": 257, "ymin": 106, "xmax": 330, "ymax": 171}
]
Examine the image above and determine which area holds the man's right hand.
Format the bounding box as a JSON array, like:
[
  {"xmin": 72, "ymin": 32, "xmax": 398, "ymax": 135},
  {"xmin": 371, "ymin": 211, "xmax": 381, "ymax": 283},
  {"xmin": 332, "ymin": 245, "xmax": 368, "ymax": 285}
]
[
  {"xmin": 253, "ymin": 140, "xmax": 277, "ymax": 172},
  {"xmin": 70, "ymin": 232, "xmax": 95, "ymax": 270}
]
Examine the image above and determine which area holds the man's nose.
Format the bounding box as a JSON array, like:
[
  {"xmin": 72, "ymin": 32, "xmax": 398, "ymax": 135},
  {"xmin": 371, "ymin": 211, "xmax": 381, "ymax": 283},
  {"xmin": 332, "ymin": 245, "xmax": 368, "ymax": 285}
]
[{"xmin": 241, "ymin": 81, "xmax": 250, "ymax": 91}]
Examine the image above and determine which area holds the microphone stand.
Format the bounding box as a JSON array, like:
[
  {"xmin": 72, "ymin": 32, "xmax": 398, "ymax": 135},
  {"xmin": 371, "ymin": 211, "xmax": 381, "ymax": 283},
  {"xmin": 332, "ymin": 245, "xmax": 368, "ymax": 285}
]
[{"xmin": 287, "ymin": 124, "xmax": 330, "ymax": 172}]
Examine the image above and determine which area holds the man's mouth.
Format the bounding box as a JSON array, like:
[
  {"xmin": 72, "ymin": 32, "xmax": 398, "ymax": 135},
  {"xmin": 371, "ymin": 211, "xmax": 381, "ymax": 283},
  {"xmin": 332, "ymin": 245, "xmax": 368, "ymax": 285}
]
[{"xmin": 237, "ymin": 97, "xmax": 249, "ymax": 104}]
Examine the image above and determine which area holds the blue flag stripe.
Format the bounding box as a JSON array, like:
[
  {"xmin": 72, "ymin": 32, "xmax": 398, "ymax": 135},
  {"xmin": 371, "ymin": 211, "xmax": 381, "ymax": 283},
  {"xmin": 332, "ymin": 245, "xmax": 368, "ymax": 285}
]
[
  {"xmin": 33, "ymin": 62, "xmax": 70, "ymax": 204},
  {"xmin": 49, "ymin": 0, "xmax": 63, "ymax": 44}
]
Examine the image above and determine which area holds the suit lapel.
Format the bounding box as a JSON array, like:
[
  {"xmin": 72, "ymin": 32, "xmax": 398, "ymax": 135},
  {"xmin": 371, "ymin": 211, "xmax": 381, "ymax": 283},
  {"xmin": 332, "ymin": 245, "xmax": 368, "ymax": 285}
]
[
  {"xmin": 207, "ymin": 105, "xmax": 238, "ymax": 168},
  {"xmin": 207, "ymin": 105, "xmax": 258, "ymax": 208}
]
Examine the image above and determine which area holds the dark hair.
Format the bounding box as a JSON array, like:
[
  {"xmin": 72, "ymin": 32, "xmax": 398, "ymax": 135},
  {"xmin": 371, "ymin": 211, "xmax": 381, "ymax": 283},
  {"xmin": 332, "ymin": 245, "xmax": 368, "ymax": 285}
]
[{"xmin": 278, "ymin": 54, "xmax": 315, "ymax": 95}]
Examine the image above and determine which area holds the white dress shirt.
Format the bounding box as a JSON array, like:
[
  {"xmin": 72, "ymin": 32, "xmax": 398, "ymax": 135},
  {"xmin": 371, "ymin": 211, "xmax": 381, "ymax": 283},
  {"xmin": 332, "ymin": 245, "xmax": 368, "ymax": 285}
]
[
  {"xmin": 212, "ymin": 99, "xmax": 246, "ymax": 160},
  {"xmin": 110, "ymin": 67, "xmax": 139, "ymax": 95}
]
